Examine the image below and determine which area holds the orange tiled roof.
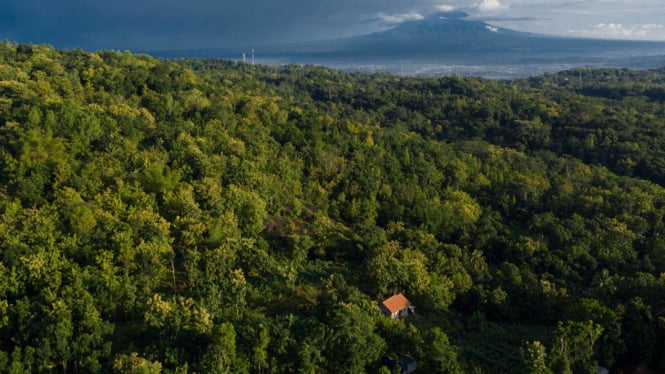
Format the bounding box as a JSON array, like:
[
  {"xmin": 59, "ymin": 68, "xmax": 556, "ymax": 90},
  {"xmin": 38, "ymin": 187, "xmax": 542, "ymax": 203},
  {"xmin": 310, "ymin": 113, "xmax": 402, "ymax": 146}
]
[{"xmin": 381, "ymin": 293, "xmax": 412, "ymax": 313}]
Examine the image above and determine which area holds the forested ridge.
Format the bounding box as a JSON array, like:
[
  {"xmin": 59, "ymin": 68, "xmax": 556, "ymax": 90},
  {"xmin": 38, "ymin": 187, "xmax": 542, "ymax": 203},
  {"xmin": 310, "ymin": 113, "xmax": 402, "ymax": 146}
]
[{"xmin": 1, "ymin": 41, "xmax": 665, "ymax": 373}]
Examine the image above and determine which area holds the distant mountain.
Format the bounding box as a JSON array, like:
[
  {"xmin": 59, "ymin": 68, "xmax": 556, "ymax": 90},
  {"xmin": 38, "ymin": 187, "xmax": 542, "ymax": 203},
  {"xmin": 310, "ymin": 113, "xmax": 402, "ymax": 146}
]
[
  {"xmin": 293, "ymin": 12, "xmax": 665, "ymax": 61},
  {"xmin": 152, "ymin": 12, "xmax": 665, "ymax": 78},
  {"xmin": 350, "ymin": 11, "xmax": 530, "ymax": 48}
]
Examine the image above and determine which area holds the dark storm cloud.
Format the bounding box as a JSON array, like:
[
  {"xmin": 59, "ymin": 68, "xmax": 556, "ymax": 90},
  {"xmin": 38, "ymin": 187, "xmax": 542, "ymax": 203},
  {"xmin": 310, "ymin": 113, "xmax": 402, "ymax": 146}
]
[{"xmin": 0, "ymin": 0, "xmax": 449, "ymax": 50}]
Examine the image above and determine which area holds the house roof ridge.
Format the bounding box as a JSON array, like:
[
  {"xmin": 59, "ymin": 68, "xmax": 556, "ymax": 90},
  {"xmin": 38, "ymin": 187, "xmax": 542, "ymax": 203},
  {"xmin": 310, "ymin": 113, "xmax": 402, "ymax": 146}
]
[{"xmin": 380, "ymin": 293, "xmax": 412, "ymax": 313}]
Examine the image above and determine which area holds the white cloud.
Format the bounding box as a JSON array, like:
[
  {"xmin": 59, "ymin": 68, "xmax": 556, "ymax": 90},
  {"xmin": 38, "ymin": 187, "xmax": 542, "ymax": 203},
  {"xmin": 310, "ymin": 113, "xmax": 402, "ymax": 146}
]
[
  {"xmin": 568, "ymin": 22, "xmax": 665, "ymax": 39},
  {"xmin": 435, "ymin": 5, "xmax": 455, "ymax": 12},
  {"xmin": 474, "ymin": 0, "xmax": 665, "ymax": 41},
  {"xmin": 376, "ymin": 12, "xmax": 425, "ymax": 24},
  {"xmin": 475, "ymin": 0, "xmax": 507, "ymax": 12}
]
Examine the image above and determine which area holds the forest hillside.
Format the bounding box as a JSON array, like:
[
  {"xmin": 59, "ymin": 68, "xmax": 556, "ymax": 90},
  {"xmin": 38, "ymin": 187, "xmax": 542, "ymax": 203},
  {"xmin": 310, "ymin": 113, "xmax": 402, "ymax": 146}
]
[{"xmin": 1, "ymin": 42, "xmax": 665, "ymax": 373}]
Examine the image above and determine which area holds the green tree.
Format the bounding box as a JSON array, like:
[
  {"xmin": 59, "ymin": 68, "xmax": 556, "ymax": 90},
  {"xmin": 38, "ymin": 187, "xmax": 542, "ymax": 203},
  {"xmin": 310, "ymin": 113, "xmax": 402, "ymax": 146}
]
[
  {"xmin": 424, "ymin": 327, "xmax": 463, "ymax": 374},
  {"xmin": 201, "ymin": 322, "xmax": 237, "ymax": 373},
  {"xmin": 252, "ymin": 324, "xmax": 270, "ymax": 373},
  {"xmin": 521, "ymin": 341, "xmax": 552, "ymax": 374},
  {"xmin": 113, "ymin": 353, "xmax": 162, "ymax": 374},
  {"xmin": 550, "ymin": 321, "xmax": 603, "ymax": 374}
]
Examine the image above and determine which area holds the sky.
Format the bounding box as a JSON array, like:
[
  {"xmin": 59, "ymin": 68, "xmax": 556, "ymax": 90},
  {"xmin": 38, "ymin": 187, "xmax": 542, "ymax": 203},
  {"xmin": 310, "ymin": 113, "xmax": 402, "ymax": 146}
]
[{"xmin": 1, "ymin": 0, "xmax": 664, "ymax": 51}]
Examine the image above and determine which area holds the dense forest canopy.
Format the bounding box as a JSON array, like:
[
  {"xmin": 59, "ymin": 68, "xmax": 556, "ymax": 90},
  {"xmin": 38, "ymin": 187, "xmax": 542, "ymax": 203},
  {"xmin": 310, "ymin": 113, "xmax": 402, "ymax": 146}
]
[{"xmin": 1, "ymin": 41, "xmax": 665, "ymax": 373}]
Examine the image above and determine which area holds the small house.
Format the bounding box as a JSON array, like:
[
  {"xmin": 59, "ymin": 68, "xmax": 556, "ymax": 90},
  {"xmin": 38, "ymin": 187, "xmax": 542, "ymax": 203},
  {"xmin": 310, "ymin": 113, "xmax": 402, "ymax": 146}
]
[{"xmin": 379, "ymin": 293, "xmax": 415, "ymax": 319}]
